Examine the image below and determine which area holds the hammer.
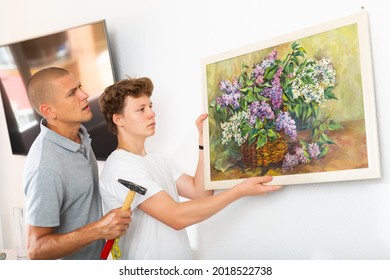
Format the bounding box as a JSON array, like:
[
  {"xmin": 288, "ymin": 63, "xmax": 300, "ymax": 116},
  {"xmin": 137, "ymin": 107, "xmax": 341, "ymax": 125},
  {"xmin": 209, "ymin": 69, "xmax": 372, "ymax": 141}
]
[{"xmin": 100, "ymin": 179, "xmax": 147, "ymax": 260}]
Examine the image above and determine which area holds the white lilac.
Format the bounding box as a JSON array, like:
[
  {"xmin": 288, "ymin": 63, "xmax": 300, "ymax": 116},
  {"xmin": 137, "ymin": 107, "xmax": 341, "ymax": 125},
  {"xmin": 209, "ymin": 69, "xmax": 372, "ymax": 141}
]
[
  {"xmin": 220, "ymin": 111, "xmax": 249, "ymax": 146},
  {"xmin": 290, "ymin": 58, "xmax": 336, "ymax": 106}
]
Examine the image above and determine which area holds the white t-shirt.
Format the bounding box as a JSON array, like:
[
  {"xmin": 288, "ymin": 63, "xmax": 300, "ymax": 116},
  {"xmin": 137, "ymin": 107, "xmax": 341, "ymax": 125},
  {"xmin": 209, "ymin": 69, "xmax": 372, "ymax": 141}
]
[{"xmin": 99, "ymin": 149, "xmax": 192, "ymax": 259}]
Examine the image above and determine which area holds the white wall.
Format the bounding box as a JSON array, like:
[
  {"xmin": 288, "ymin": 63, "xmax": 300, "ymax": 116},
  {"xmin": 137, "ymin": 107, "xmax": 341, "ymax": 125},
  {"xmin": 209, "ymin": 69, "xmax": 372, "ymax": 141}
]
[{"xmin": 1, "ymin": 0, "xmax": 389, "ymax": 259}]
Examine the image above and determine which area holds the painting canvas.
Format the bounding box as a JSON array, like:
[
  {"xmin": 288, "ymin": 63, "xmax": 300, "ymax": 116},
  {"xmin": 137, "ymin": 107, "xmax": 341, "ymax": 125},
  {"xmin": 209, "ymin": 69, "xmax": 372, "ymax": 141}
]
[{"xmin": 202, "ymin": 11, "xmax": 381, "ymax": 190}]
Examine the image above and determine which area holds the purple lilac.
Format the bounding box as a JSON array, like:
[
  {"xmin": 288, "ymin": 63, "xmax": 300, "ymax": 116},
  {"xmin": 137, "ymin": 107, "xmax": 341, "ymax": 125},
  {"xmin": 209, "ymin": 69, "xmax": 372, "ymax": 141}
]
[
  {"xmin": 248, "ymin": 101, "xmax": 275, "ymax": 125},
  {"xmin": 217, "ymin": 78, "xmax": 242, "ymax": 109},
  {"xmin": 308, "ymin": 142, "xmax": 321, "ymax": 159},
  {"xmin": 275, "ymin": 112, "xmax": 297, "ymax": 140},
  {"xmin": 295, "ymin": 147, "xmax": 309, "ymax": 164},
  {"xmin": 261, "ymin": 66, "xmax": 283, "ymax": 110},
  {"xmin": 267, "ymin": 48, "xmax": 278, "ymax": 61},
  {"xmin": 282, "ymin": 153, "xmax": 299, "ymax": 172},
  {"xmin": 252, "ymin": 49, "xmax": 278, "ymax": 85},
  {"xmin": 282, "ymin": 146, "xmax": 309, "ymax": 172}
]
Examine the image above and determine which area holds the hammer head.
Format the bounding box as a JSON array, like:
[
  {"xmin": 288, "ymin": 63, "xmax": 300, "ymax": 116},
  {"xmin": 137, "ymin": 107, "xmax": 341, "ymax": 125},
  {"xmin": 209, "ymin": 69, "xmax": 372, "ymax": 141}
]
[{"xmin": 118, "ymin": 179, "xmax": 147, "ymax": 195}]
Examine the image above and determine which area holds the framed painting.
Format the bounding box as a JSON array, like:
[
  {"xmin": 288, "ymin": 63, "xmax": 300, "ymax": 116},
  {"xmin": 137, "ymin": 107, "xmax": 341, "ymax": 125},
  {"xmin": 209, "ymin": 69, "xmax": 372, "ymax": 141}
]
[{"xmin": 202, "ymin": 10, "xmax": 381, "ymax": 190}]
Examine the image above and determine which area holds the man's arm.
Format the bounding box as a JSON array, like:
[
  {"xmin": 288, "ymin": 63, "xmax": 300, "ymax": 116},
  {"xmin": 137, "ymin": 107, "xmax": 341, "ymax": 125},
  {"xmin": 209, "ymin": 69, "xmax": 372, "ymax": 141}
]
[
  {"xmin": 26, "ymin": 208, "xmax": 131, "ymax": 260},
  {"xmin": 139, "ymin": 176, "xmax": 281, "ymax": 231}
]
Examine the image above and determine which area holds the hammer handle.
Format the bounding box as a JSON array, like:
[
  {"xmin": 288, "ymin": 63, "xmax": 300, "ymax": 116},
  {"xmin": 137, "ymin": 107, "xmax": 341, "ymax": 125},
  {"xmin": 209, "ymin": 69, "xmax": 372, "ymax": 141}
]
[
  {"xmin": 121, "ymin": 190, "xmax": 136, "ymax": 210},
  {"xmin": 100, "ymin": 190, "xmax": 136, "ymax": 259}
]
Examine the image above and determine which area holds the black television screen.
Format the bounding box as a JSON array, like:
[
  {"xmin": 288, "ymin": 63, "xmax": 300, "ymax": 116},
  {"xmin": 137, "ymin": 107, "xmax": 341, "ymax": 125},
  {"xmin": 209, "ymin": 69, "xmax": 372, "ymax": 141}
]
[{"xmin": 0, "ymin": 20, "xmax": 117, "ymax": 160}]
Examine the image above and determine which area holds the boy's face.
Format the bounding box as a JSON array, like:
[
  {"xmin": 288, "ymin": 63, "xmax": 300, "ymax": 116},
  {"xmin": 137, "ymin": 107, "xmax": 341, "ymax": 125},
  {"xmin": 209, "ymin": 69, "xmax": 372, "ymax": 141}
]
[{"xmin": 119, "ymin": 94, "xmax": 156, "ymax": 139}]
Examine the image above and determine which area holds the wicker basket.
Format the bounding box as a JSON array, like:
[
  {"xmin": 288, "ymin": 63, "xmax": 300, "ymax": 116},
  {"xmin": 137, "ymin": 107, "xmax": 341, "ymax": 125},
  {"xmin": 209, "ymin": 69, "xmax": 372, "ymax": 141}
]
[{"xmin": 241, "ymin": 135, "xmax": 288, "ymax": 167}]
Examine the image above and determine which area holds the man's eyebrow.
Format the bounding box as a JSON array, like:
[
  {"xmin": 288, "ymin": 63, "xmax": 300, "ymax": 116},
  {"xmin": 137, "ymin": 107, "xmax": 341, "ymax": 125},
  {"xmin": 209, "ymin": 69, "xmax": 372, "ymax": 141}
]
[{"xmin": 66, "ymin": 83, "xmax": 81, "ymax": 95}]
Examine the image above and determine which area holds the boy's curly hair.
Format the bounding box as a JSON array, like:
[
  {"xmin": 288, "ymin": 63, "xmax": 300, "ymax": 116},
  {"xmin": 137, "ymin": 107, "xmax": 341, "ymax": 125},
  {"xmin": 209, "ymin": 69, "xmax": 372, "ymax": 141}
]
[{"xmin": 99, "ymin": 77, "xmax": 154, "ymax": 134}]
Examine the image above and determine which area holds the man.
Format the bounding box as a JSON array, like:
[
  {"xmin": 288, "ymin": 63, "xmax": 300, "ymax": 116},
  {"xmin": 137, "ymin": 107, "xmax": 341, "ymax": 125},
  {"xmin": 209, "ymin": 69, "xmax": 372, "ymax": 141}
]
[
  {"xmin": 98, "ymin": 77, "xmax": 282, "ymax": 259},
  {"xmin": 23, "ymin": 67, "xmax": 131, "ymax": 260}
]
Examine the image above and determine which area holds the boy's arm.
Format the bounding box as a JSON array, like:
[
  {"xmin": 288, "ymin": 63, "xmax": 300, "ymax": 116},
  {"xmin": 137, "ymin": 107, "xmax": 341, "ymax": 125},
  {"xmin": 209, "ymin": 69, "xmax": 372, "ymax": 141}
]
[{"xmin": 140, "ymin": 176, "xmax": 281, "ymax": 231}]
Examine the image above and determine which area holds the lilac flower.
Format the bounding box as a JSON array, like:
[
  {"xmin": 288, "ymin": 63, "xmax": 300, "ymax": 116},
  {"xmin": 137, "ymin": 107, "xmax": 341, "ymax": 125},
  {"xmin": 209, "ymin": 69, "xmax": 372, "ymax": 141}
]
[
  {"xmin": 248, "ymin": 101, "xmax": 274, "ymax": 125},
  {"xmin": 282, "ymin": 146, "xmax": 309, "ymax": 172},
  {"xmin": 217, "ymin": 78, "xmax": 242, "ymax": 109},
  {"xmin": 282, "ymin": 153, "xmax": 300, "ymax": 172},
  {"xmin": 219, "ymin": 78, "xmax": 241, "ymax": 95},
  {"xmin": 252, "ymin": 49, "xmax": 278, "ymax": 85},
  {"xmin": 259, "ymin": 66, "xmax": 283, "ymax": 110},
  {"xmin": 275, "ymin": 112, "xmax": 297, "ymax": 140},
  {"xmin": 295, "ymin": 147, "xmax": 309, "ymax": 164},
  {"xmin": 308, "ymin": 142, "xmax": 321, "ymax": 159},
  {"xmin": 220, "ymin": 111, "xmax": 249, "ymax": 146},
  {"xmin": 267, "ymin": 48, "xmax": 278, "ymax": 61}
]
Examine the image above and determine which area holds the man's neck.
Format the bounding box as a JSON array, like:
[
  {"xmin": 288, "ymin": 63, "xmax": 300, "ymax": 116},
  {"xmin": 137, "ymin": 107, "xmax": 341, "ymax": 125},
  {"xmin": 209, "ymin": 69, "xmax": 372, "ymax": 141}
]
[{"xmin": 46, "ymin": 121, "xmax": 81, "ymax": 143}]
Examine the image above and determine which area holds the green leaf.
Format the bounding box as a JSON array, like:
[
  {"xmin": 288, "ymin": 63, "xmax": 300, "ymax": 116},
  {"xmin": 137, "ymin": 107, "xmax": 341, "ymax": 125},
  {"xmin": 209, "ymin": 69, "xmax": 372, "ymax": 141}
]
[
  {"xmin": 294, "ymin": 105, "xmax": 302, "ymax": 119},
  {"xmin": 239, "ymin": 87, "xmax": 248, "ymax": 94},
  {"xmin": 296, "ymin": 50, "xmax": 305, "ymax": 57},
  {"xmin": 254, "ymin": 86, "xmax": 262, "ymax": 94},
  {"xmin": 291, "ymin": 56, "xmax": 299, "ymax": 66},
  {"xmin": 296, "ymin": 58, "xmax": 308, "ymax": 74},
  {"xmin": 313, "ymin": 105, "xmax": 319, "ymax": 117},
  {"xmin": 245, "ymin": 91, "xmax": 257, "ymax": 103},
  {"xmin": 301, "ymin": 75, "xmax": 315, "ymax": 85},
  {"xmin": 320, "ymin": 133, "xmax": 335, "ymax": 145},
  {"xmin": 328, "ymin": 120, "xmax": 343, "ymax": 130},
  {"xmin": 256, "ymin": 134, "xmax": 267, "ymax": 149},
  {"xmin": 267, "ymin": 129, "xmax": 278, "ymax": 140},
  {"xmin": 306, "ymin": 106, "xmax": 313, "ymax": 120},
  {"xmin": 246, "ymin": 79, "xmax": 254, "ymax": 87},
  {"xmin": 286, "ymin": 61, "xmax": 294, "ymax": 74},
  {"xmin": 291, "ymin": 41, "xmax": 298, "ymax": 49},
  {"xmin": 241, "ymin": 124, "xmax": 252, "ymax": 137},
  {"xmin": 265, "ymin": 66, "xmax": 278, "ymax": 80},
  {"xmin": 259, "ymin": 128, "xmax": 267, "ymax": 137},
  {"xmin": 319, "ymin": 145, "xmax": 329, "ymax": 157},
  {"xmin": 255, "ymin": 118, "xmax": 264, "ymax": 130},
  {"xmin": 324, "ymin": 87, "xmax": 338, "ymax": 100},
  {"xmin": 299, "ymin": 140, "xmax": 308, "ymax": 148},
  {"xmin": 221, "ymin": 108, "xmax": 228, "ymax": 121}
]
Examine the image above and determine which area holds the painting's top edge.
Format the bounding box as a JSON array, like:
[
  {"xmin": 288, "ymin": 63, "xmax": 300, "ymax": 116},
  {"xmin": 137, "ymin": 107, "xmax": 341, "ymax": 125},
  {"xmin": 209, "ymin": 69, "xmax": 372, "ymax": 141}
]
[{"xmin": 201, "ymin": 10, "xmax": 368, "ymax": 65}]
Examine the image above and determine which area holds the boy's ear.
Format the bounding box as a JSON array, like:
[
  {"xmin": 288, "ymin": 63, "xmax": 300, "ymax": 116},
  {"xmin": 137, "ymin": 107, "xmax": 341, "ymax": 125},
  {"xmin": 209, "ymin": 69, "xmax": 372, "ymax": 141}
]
[
  {"xmin": 112, "ymin": 113, "xmax": 123, "ymax": 127},
  {"xmin": 39, "ymin": 104, "xmax": 56, "ymax": 119}
]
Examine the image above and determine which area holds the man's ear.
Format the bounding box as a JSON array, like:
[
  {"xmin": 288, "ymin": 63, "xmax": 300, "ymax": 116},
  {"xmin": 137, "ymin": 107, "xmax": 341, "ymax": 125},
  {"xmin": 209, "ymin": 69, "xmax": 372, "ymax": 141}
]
[
  {"xmin": 39, "ymin": 104, "xmax": 56, "ymax": 119},
  {"xmin": 112, "ymin": 113, "xmax": 123, "ymax": 127}
]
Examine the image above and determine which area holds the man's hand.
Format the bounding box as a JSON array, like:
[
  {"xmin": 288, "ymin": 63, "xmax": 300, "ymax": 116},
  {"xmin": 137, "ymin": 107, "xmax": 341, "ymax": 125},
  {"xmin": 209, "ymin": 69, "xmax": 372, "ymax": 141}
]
[{"xmin": 97, "ymin": 208, "xmax": 132, "ymax": 240}]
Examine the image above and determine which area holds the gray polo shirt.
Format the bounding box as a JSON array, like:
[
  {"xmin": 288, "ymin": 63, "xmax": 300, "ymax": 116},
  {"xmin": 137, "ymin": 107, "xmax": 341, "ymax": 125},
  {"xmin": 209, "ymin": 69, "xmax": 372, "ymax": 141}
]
[{"xmin": 23, "ymin": 119, "xmax": 104, "ymax": 260}]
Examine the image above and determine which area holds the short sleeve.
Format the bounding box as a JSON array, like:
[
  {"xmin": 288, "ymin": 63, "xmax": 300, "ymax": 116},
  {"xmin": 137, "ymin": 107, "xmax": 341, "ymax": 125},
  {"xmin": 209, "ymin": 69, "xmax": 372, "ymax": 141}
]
[{"xmin": 24, "ymin": 167, "xmax": 63, "ymax": 227}]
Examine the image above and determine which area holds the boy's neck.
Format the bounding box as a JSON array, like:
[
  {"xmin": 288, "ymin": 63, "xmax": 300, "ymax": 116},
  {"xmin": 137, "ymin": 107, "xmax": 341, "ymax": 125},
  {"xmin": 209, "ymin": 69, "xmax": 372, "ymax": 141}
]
[{"xmin": 117, "ymin": 143, "xmax": 146, "ymax": 156}]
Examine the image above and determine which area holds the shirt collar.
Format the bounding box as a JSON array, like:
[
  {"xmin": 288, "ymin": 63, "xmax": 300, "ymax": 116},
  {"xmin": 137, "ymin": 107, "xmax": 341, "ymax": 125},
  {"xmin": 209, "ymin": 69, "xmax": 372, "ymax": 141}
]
[{"xmin": 40, "ymin": 119, "xmax": 91, "ymax": 153}]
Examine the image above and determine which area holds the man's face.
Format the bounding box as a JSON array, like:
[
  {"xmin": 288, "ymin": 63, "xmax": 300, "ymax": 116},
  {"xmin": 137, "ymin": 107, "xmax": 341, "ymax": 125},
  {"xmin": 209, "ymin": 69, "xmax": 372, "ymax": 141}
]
[
  {"xmin": 50, "ymin": 73, "xmax": 93, "ymax": 124},
  {"xmin": 120, "ymin": 94, "xmax": 156, "ymax": 139}
]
